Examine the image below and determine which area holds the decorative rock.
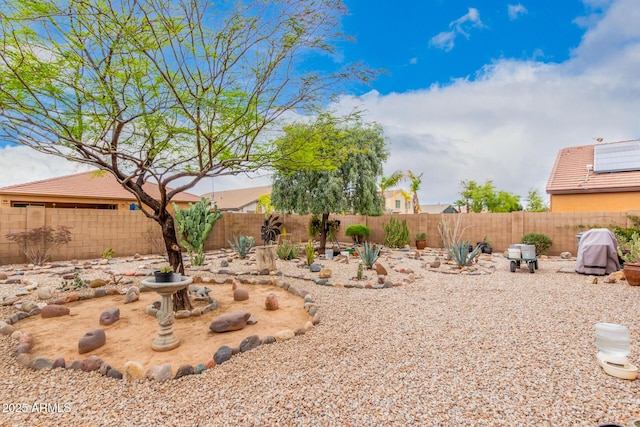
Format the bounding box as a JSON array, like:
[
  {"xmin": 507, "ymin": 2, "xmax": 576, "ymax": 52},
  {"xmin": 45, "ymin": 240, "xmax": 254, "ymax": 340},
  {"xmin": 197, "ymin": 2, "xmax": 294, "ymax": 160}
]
[
  {"xmin": 175, "ymin": 310, "xmax": 191, "ymax": 319},
  {"xmin": 309, "ymin": 263, "xmax": 322, "ymax": 273},
  {"xmin": 37, "ymin": 287, "xmax": 53, "ymax": 300},
  {"xmin": 240, "ymin": 334, "xmax": 261, "ymax": 353},
  {"xmin": 124, "ymin": 361, "xmax": 145, "ymax": 381},
  {"xmin": 81, "ymin": 355, "xmax": 104, "ymax": 372},
  {"xmin": 205, "ymin": 359, "xmax": 216, "ymax": 369},
  {"xmin": 174, "ymin": 364, "xmax": 195, "ymax": 379},
  {"xmin": 147, "ymin": 363, "xmax": 172, "ymax": 382},
  {"xmin": 29, "ymin": 356, "xmax": 53, "ymax": 370},
  {"xmin": 69, "ymin": 360, "xmax": 83, "ymax": 370},
  {"xmin": 220, "ymin": 259, "xmax": 229, "ymax": 268},
  {"xmin": 209, "ymin": 311, "xmax": 251, "ymax": 332},
  {"xmin": 99, "ymin": 307, "xmax": 120, "ymax": 326},
  {"xmin": 15, "ymin": 343, "xmax": 31, "ymax": 355},
  {"xmin": 0, "ymin": 272, "xmax": 7, "ymax": 280},
  {"xmin": 560, "ymin": 251, "xmax": 572, "ymax": 259},
  {"xmin": 319, "ymin": 268, "xmax": 332, "ymax": 278},
  {"xmin": 265, "ymin": 293, "xmax": 279, "ymax": 310},
  {"xmin": 191, "ymin": 308, "xmax": 202, "ymax": 316},
  {"xmin": 98, "ymin": 362, "xmax": 112, "ymax": 376},
  {"xmin": 78, "ymin": 328, "xmax": 106, "ymax": 354},
  {"xmin": 195, "ymin": 363, "xmax": 207, "ymax": 374},
  {"xmin": 93, "ymin": 288, "xmax": 107, "ymax": 298},
  {"xmin": 106, "ymin": 368, "xmax": 123, "ymax": 379},
  {"xmin": 65, "ymin": 293, "xmax": 79, "ymax": 303},
  {"xmin": 124, "ymin": 286, "xmax": 140, "ymax": 303},
  {"xmin": 19, "ymin": 332, "xmax": 34, "ymax": 347},
  {"xmin": 146, "ymin": 306, "xmax": 159, "ymax": 316},
  {"xmin": 378, "ymin": 275, "xmax": 385, "ymax": 284},
  {"xmin": 213, "ymin": 346, "xmax": 233, "ymax": 365},
  {"xmin": 304, "ymin": 321, "xmax": 314, "ymax": 331},
  {"xmin": 10, "ymin": 331, "xmax": 23, "ymax": 340},
  {"xmin": 89, "ymin": 279, "xmax": 107, "ymax": 288},
  {"xmin": 247, "ymin": 317, "xmax": 258, "ymax": 325},
  {"xmin": 294, "ymin": 327, "xmax": 306, "ymax": 336},
  {"xmin": 52, "ymin": 357, "xmax": 66, "ymax": 369},
  {"xmin": 16, "ymin": 353, "xmax": 31, "ymax": 367},
  {"xmin": 430, "ymin": 257, "xmax": 441, "ymax": 268},
  {"xmin": 9, "ymin": 312, "xmax": 29, "ymax": 323},
  {"xmin": 0, "ymin": 321, "xmax": 15, "ymax": 336},
  {"xmin": 1, "ymin": 296, "xmax": 18, "ymax": 306},
  {"xmin": 374, "ymin": 263, "xmax": 388, "ymax": 276},
  {"xmin": 274, "ymin": 329, "xmax": 295, "ymax": 342},
  {"xmin": 261, "ymin": 335, "xmax": 276, "ymax": 345},
  {"xmin": 234, "ymin": 288, "xmax": 249, "ymax": 301}
]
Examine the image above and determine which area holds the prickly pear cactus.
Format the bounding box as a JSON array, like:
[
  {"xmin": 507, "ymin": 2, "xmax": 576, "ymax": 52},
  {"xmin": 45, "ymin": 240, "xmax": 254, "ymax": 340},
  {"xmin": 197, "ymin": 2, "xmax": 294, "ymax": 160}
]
[{"xmin": 173, "ymin": 197, "xmax": 222, "ymax": 266}]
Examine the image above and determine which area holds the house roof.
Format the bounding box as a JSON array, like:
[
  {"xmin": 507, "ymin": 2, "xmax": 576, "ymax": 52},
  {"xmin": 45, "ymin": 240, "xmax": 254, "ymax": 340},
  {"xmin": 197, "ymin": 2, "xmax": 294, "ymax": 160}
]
[
  {"xmin": 420, "ymin": 204, "xmax": 458, "ymax": 214},
  {"xmin": 203, "ymin": 185, "xmax": 272, "ymax": 211},
  {"xmin": 0, "ymin": 171, "xmax": 201, "ymax": 202},
  {"xmin": 546, "ymin": 141, "xmax": 640, "ymax": 194}
]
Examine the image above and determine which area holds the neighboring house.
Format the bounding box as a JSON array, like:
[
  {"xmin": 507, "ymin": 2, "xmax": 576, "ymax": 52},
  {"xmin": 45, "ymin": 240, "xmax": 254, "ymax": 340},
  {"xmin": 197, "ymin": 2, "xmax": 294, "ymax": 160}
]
[
  {"xmin": 0, "ymin": 171, "xmax": 200, "ymax": 210},
  {"xmin": 546, "ymin": 140, "xmax": 640, "ymax": 212},
  {"xmin": 202, "ymin": 185, "xmax": 272, "ymax": 213},
  {"xmin": 419, "ymin": 204, "xmax": 458, "ymax": 214},
  {"xmin": 383, "ymin": 190, "xmax": 412, "ymax": 214}
]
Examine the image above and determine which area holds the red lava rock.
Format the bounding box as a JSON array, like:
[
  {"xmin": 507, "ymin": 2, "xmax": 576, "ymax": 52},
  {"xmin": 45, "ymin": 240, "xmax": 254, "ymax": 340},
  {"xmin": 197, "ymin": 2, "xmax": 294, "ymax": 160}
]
[
  {"xmin": 41, "ymin": 304, "xmax": 70, "ymax": 318},
  {"xmin": 205, "ymin": 359, "xmax": 216, "ymax": 369},
  {"xmin": 65, "ymin": 293, "xmax": 79, "ymax": 303}
]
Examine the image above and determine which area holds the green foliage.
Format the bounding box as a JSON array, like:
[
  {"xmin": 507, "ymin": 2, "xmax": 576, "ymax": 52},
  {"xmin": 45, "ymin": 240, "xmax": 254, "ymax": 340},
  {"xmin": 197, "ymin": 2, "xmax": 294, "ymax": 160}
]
[
  {"xmin": 159, "ymin": 265, "xmax": 174, "ymax": 273},
  {"xmin": 276, "ymin": 240, "xmax": 300, "ymax": 261},
  {"xmin": 415, "ymin": 232, "xmax": 426, "ymax": 241},
  {"xmin": 345, "ymin": 224, "xmax": 370, "ymax": 244},
  {"xmin": 305, "ymin": 240, "xmax": 315, "ymax": 266},
  {"xmin": 455, "ymin": 180, "xmax": 522, "ymax": 213},
  {"xmin": 59, "ymin": 271, "xmax": 86, "ymax": 291},
  {"xmin": 619, "ymin": 232, "xmax": 640, "ymax": 264},
  {"xmin": 438, "ymin": 214, "xmax": 480, "ymax": 266},
  {"xmin": 308, "ymin": 215, "xmax": 323, "ymax": 239},
  {"xmin": 383, "ymin": 218, "xmax": 410, "ymax": 248},
  {"xmin": 613, "ymin": 226, "xmax": 638, "ymax": 246},
  {"xmin": 521, "ymin": 233, "xmax": 552, "ymax": 255},
  {"xmin": 525, "ymin": 189, "xmax": 549, "ymax": 212},
  {"xmin": 5, "ymin": 225, "xmax": 72, "ymax": 266},
  {"xmin": 446, "ymin": 241, "xmax": 482, "ymax": 267},
  {"xmin": 357, "ymin": 263, "xmax": 363, "ymax": 280},
  {"xmin": 173, "ymin": 198, "xmax": 222, "ymax": 266},
  {"xmin": 356, "ymin": 242, "xmax": 381, "ymax": 269},
  {"xmin": 101, "ymin": 248, "xmax": 115, "ymax": 259},
  {"xmin": 229, "ymin": 235, "xmax": 255, "ymax": 258}
]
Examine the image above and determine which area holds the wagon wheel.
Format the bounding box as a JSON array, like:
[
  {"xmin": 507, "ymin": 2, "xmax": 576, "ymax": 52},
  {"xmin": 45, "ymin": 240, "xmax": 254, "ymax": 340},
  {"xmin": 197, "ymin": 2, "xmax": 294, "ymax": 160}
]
[
  {"xmin": 510, "ymin": 260, "xmax": 517, "ymax": 273},
  {"xmin": 516, "ymin": 260, "xmax": 521, "ymax": 268},
  {"xmin": 534, "ymin": 260, "xmax": 539, "ymax": 270},
  {"xmin": 528, "ymin": 262, "xmax": 535, "ymax": 273}
]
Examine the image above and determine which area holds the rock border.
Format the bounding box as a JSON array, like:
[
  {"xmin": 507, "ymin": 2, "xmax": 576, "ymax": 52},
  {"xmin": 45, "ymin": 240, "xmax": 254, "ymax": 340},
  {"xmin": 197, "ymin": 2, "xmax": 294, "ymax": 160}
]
[{"xmin": 0, "ymin": 272, "xmax": 320, "ymax": 382}]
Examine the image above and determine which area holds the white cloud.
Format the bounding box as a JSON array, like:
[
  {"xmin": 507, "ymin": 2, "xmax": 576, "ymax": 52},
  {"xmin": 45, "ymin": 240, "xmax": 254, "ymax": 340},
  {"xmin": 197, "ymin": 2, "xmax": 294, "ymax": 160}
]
[
  {"xmin": 334, "ymin": 0, "xmax": 640, "ymax": 205},
  {"xmin": 508, "ymin": 4, "xmax": 528, "ymax": 20},
  {"xmin": 409, "ymin": 57, "xmax": 418, "ymax": 65},
  {"xmin": 429, "ymin": 7, "xmax": 486, "ymax": 51}
]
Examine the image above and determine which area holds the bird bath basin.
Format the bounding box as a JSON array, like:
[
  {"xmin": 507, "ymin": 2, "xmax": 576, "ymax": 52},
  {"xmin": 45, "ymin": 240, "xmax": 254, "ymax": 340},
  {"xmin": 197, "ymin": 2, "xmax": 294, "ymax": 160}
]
[{"xmin": 140, "ymin": 276, "xmax": 193, "ymax": 352}]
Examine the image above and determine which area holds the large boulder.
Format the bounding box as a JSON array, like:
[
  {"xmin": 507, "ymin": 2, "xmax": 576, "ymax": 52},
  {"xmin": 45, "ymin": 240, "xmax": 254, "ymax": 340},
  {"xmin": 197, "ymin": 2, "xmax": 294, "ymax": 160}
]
[{"xmin": 209, "ymin": 311, "xmax": 251, "ymax": 333}]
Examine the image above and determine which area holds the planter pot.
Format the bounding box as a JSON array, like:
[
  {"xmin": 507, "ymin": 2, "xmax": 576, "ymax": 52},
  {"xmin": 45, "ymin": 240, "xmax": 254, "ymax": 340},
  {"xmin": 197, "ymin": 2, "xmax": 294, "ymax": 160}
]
[
  {"xmin": 416, "ymin": 240, "xmax": 427, "ymax": 250},
  {"xmin": 154, "ymin": 271, "xmax": 176, "ymax": 283},
  {"xmin": 624, "ymin": 262, "xmax": 640, "ymax": 286},
  {"xmin": 481, "ymin": 246, "xmax": 493, "ymax": 254}
]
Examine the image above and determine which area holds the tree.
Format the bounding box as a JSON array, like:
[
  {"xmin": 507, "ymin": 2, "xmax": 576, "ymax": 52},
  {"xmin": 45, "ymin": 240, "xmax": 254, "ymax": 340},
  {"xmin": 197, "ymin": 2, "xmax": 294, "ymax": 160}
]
[
  {"xmin": 406, "ymin": 169, "xmax": 423, "ymax": 214},
  {"xmin": 379, "ymin": 170, "xmax": 404, "ymax": 211},
  {"xmin": 525, "ymin": 189, "xmax": 549, "ymax": 212},
  {"xmin": 0, "ymin": 0, "xmax": 369, "ymax": 309},
  {"xmin": 271, "ymin": 117, "xmax": 387, "ymax": 250},
  {"xmin": 455, "ymin": 180, "xmax": 522, "ymax": 213}
]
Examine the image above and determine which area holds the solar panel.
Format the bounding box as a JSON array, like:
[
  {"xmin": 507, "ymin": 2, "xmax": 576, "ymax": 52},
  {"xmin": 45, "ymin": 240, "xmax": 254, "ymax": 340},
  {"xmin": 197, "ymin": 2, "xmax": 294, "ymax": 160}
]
[{"xmin": 594, "ymin": 141, "xmax": 640, "ymax": 173}]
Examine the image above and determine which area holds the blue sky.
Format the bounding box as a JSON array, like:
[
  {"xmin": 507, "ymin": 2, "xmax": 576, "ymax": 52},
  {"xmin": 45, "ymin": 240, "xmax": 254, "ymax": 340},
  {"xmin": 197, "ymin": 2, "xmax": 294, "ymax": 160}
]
[{"xmin": 1, "ymin": 0, "xmax": 639, "ymax": 208}]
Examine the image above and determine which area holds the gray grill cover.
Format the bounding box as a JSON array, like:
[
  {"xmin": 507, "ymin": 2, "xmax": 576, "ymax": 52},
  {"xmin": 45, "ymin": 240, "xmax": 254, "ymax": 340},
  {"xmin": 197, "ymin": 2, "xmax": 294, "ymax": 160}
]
[{"xmin": 575, "ymin": 228, "xmax": 621, "ymax": 275}]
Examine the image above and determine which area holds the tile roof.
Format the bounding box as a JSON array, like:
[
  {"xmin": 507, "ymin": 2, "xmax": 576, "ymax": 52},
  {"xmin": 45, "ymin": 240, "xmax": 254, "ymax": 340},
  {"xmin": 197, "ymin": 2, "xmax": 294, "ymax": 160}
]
[
  {"xmin": 419, "ymin": 203, "xmax": 458, "ymax": 214},
  {"xmin": 202, "ymin": 185, "xmax": 272, "ymax": 211},
  {"xmin": 546, "ymin": 142, "xmax": 640, "ymax": 194},
  {"xmin": 0, "ymin": 171, "xmax": 201, "ymax": 202}
]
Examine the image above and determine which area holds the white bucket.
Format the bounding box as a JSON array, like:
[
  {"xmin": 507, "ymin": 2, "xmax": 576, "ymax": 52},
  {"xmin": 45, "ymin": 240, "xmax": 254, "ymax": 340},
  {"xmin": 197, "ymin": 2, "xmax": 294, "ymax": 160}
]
[{"xmin": 325, "ymin": 249, "xmax": 334, "ymax": 260}]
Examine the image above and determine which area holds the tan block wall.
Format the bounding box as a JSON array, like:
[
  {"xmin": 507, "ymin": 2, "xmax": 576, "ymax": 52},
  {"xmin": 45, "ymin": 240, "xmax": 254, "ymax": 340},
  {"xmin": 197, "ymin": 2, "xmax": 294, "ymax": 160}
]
[
  {"xmin": 550, "ymin": 192, "xmax": 640, "ymax": 212},
  {"xmin": 0, "ymin": 207, "xmax": 637, "ymax": 265}
]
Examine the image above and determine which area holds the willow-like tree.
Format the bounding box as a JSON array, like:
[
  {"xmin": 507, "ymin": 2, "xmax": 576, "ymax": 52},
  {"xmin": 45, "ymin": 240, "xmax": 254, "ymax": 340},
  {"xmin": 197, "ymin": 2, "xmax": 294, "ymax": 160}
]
[
  {"xmin": 271, "ymin": 116, "xmax": 387, "ymax": 250},
  {"xmin": 0, "ymin": 0, "xmax": 371, "ymax": 309}
]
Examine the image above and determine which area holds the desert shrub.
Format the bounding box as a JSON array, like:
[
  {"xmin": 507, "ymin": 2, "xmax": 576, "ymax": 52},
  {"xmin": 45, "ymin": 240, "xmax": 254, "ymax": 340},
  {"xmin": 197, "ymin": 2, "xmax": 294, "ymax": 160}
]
[
  {"xmin": 521, "ymin": 233, "xmax": 552, "ymax": 255},
  {"xmin": 383, "ymin": 218, "xmax": 409, "ymax": 248},
  {"xmin": 5, "ymin": 225, "xmax": 72, "ymax": 265},
  {"xmin": 229, "ymin": 235, "xmax": 255, "ymax": 258},
  {"xmin": 345, "ymin": 224, "xmax": 370, "ymax": 244},
  {"xmin": 305, "ymin": 240, "xmax": 315, "ymax": 265},
  {"xmin": 276, "ymin": 240, "xmax": 300, "ymax": 260},
  {"xmin": 437, "ymin": 215, "xmax": 480, "ymax": 266},
  {"xmin": 356, "ymin": 242, "xmax": 380, "ymax": 269}
]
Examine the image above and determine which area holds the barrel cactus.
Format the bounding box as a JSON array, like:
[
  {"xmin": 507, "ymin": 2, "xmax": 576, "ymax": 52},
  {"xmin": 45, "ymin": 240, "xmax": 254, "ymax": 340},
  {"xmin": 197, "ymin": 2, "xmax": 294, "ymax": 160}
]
[{"xmin": 173, "ymin": 197, "xmax": 222, "ymax": 266}]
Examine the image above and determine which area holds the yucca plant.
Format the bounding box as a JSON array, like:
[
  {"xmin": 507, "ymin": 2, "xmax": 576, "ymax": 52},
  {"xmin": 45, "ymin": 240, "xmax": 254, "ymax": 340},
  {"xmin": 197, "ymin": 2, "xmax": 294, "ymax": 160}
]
[
  {"xmin": 276, "ymin": 240, "xmax": 300, "ymax": 260},
  {"xmin": 356, "ymin": 242, "xmax": 381, "ymax": 269},
  {"xmin": 305, "ymin": 240, "xmax": 315, "ymax": 265},
  {"xmin": 229, "ymin": 235, "xmax": 255, "ymax": 258}
]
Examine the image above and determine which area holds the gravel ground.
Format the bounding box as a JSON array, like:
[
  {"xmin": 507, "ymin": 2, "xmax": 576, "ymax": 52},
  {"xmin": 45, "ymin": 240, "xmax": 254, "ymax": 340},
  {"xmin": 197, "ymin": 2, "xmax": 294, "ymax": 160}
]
[{"xmin": 2, "ymin": 250, "xmax": 640, "ymax": 426}]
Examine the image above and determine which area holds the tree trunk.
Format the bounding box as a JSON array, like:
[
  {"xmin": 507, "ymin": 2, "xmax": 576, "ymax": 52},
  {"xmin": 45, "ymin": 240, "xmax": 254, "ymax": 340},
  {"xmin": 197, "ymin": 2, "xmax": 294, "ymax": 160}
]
[
  {"xmin": 159, "ymin": 211, "xmax": 192, "ymax": 312},
  {"xmin": 319, "ymin": 212, "xmax": 329, "ymax": 251},
  {"xmin": 256, "ymin": 245, "xmax": 277, "ymax": 271}
]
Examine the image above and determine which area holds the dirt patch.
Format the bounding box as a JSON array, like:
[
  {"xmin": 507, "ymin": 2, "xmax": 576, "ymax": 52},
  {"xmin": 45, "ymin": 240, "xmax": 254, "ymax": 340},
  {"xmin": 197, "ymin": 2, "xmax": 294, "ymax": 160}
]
[{"xmin": 16, "ymin": 283, "xmax": 311, "ymax": 371}]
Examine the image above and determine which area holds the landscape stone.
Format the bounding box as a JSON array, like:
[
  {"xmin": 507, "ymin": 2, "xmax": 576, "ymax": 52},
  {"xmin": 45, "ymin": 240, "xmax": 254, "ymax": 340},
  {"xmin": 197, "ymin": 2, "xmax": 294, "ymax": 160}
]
[
  {"xmin": 16, "ymin": 353, "xmax": 31, "ymax": 367},
  {"xmin": 174, "ymin": 364, "xmax": 195, "ymax": 379},
  {"xmin": 239, "ymin": 334, "xmax": 261, "ymax": 353},
  {"xmin": 9, "ymin": 312, "xmax": 29, "ymax": 323},
  {"xmin": 99, "ymin": 307, "xmax": 120, "ymax": 326},
  {"xmin": 124, "ymin": 361, "xmax": 145, "ymax": 381},
  {"xmin": 0, "ymin": 272, "xmax": 7, "ymax": 280},
  {"xmin": 560, "ymin": 251, "xmax": 572, "ymax": 259},
  {"xmin": 195, "ymin": 363, "xmax": 206, "ymax": 374},
  {"xmin": 213, "ymin": 346, "xmax": 233, "ymax": 365},
  {"xmin": 69, "ymin": 360, "xmax": 83, "ymax": 370},
  {"xmin": 233, "ymin": 287, "xmax": 250, "ymax": 301},
  {"xmin": 0, "ymin": 321, "xmax": 15, "ymax": 335},
  {"xmin": 106, "ymin": 368, "xmax": 123, "ymax": 379},
  {"xmin": 81, "ymin": 355, "xmax": 104, "ymax": 372},
  {"xmin": 93, "ymin": 288, "xmax": 107, "ymax": 298},
  {"xmin": 52, "ymin": 357, "xmax": 66, "ymax": 369},
  {"xmin": 265, "ymin": 293, "xmax": 279, "ymax": 310},
  {"xmin": 15, "ymin": 343, "xmax": 31, "ymax": 355},
  {"xmin": 29, "ymin": 356, "xmax": 53, "ymax": 370},
  {"xmin": 374, "ymin": 263, "xmax": 388, "ymax": 276},
  {"xmin": 309, "ymin": 263, "xmax": 321, "ymax": 273},
  {"xmin": 98, "ymin": 362, "xmax": 112, "ymax": 376},
  {"xmin": 1, "ymin": 296, "xmax": 18, "ymax": 306},
  {"xmin": 209, "ymin": 311, "xmax": 251, "ymax": 332},
  {"xmin": 319, "ymin": 268, "xmax": 332, "ymax": 278},
  {"xmin": 37, "ymin": 287, "xmax": 53, "ymax": 300},
  {"xmin": 274, "ymin": 329, "xmax": 295, "ymax": 341},
  {"xmin": 124, "ymin": 286, "xmax": 140, "ymax": 303},
  {"xmin": 205, "ymin": 359, "xmax": 216, "ymax": 369},
  {"xmin": 147, "ymin": 363, "xmax": 172, "ymax": 382},
  {"xmin": 261, "ymin": 336, "xmax": 276, "ymax": 345},
  {"xmin": 78, "ymin": 328, "xmax": 107, "ymax": 354},
  {"xmin": 175, "ymin": 310, "xmax": 191, "ymax": 319}
]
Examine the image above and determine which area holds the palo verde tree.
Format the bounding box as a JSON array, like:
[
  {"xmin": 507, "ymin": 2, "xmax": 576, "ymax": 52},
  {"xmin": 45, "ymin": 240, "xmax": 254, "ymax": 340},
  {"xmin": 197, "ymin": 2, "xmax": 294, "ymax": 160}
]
[
  {"xmin": 271, "ymin": 116, "xmax": 387, "ymax": 250},
  {"xmin": 0, "ymin": 0, "xmax": 370, "ymax": 309}
]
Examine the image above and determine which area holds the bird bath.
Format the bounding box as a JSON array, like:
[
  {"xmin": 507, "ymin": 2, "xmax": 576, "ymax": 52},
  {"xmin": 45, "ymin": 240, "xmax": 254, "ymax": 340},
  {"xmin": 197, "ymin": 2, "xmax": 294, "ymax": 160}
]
[{"xmin": 140, "ymin": 276, "xmax": 193, "ymax": 352}]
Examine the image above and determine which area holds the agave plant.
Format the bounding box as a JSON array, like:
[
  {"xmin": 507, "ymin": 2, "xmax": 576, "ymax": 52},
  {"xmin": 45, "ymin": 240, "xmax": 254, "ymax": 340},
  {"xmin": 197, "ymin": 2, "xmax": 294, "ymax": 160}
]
[
  {"xmin": 228, "ymin": 235, "xmax": 255, "ymax": 258},
  {"xmin": 261, "ymin": 214, "xmax": 282, "ymax": 246},
  {"xmin": 356, "ymin": 242, "xmax": 381, "ymax": 269},
  {"xmin": 446, "ymin": 241, "xmax": 481, "ymax": 267}
]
